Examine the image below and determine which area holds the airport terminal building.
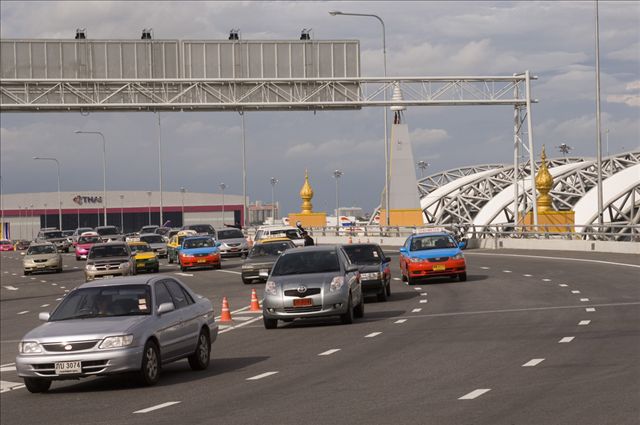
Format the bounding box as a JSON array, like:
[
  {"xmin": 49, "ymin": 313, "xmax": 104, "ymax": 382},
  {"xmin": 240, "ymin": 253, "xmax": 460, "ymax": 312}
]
[{"xmin": 0, "ymin": 190, "xmax": 245, "ymax": 239}]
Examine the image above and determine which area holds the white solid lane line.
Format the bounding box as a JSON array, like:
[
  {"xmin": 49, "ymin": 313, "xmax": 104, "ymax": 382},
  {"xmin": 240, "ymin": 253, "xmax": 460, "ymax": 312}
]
[
  {"xmin": 133, "ymin": 401, "xmax": 181, "ymax": 414},
  {"xmin": 175, "ymin": 272, "xmax": 193, "ymax": 277},
  {"xmin": 559, "ymin": 337, "xmax": 575, "ymax": 343},
  {"xmin": 40, "ymin": 304, "xmax": 49, "ymax": 307},
  {"xmin": 571, "ymin": 290, "xmax": 581, "ymax": 294},
  {"xmin": 559, "ymin": 284, "xmax": 568, "ymax": 287},
  {"xmin": 246, "ymin": 371, "xmax": 279, "ymax": 381},
  {"xmin": 586, "ymin": 307, "xmax": 596, "ymax": 312},
  {"xmin": 468, "ymin": 252, "xmax": 640, "ymax": 269},
  {"xmin": 420, "ymin": 300, "xmax": 428, "ymax": 304},
  {"xmin": 0, "ymin": 381, "xmax": 25, "ymax": 393},
  {"xmin": 579, "ymin": 320, "xmax": 591, "ymax": 325},
  {"xmin": 414, "ymin": 287, "xmax": 422, "ymax": 291},
  {"xmin": 0, "ymin": 365, "xmax": 16, "ymax": 372},
  {"xmin": 218, "ymin": 316, "xmax": 263, "ymax": 334},
  {"xmin": 522, "ymin": 358, "xmax": 545, "ymax": 367},
  {"xmin": 217, "ymin": 270, "xmax": 242, "ymax": 275},
  {"xmin": 17, "ymin": 311, "xmax": 29, "ymax": 315},
  {"xmin": 420, "ymin": 292, "xmax": 427, "ymax": 296},
  {"xmin": 412, "ymin": 308, "xmax": 422, "ymax": 313},
  {"xmin": 318, "ymin": 349, "xmax": 341, "ymax": 356},
  {"xmin": 459, "ymin": 389, "xmax": 491, "ymax": 400},
  {"xmin": 3, "ymin": 286, "xmax": 18, "ymax": 291},
  {"xmin": 394, "ymin": 319, "xmax": 407, "ymax": 324},
  {"xmin": 580, "ymin": 298, "xmax": 590, "ymax": 302},
  {"xmin": 365, "ymin": 332, "xmax": 382, "ymax": 338},
  {"xmin": 0, "ymin": 363, "xmax": 15, "ymax": 368}
]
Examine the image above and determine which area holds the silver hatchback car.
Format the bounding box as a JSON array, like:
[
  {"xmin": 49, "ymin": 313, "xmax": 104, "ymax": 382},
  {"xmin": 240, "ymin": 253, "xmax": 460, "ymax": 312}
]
[
  {"xmin": 16, "ymin": 276, "xmax": 218, "ymax": 393},
  {"xmin": 262, "ymin": 245, "xmax": 364, "ymax": 328}
]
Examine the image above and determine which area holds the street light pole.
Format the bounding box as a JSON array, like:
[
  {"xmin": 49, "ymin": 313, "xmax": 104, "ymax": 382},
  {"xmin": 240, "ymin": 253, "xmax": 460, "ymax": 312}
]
[
  {"xmin": 75, "ymin": 130, "xmax": 107, "ymax": 225},
  {"xmin": 270, "ymin": 177, "xmax": 278, "ymax": 224},
  {"xmin": 30, "ymin": 204, "xmax": 34, "ymax": 239},
  {"xmin": 33, "ymin": 157, "xmax": 62, "ymax": 229},
  {"xmin": 594, "ymin": 0, "xmax": 604, "ymax": 228},
  {"xmin": 147, "ymin": 191, "xmax": 152, "ymax": 225},
  {"xmin": 333, "ymin": 170, "xmax": 343, "ymax": 231},
  {"xmin": 240, "ymin": 112, "xmax": 248, "ymax": 229},
  {"xmin": 219, "ymin": 183, "xmax": 227, "ymax": 227},
  {"xmin": 157, "ymin": 112, "xmax": 164, "ymax": 226},
  {"xmin": 330, "ymin": 10, "xmax": 389, "ymax": 226},
  {"xmin": 120, "ymin": 194, "xmax": 124, "ymax": 232},
  {"xmin": 44, "ymin": 203, "xmax": 48, "ymax": 228},
  {"xmin": 180, "ymin": 187, "xmax": 186, "ymax": 224}
]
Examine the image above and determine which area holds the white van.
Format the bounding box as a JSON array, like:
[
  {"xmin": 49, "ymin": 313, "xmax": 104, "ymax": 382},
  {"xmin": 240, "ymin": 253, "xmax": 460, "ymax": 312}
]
[{"xmin": 253, "ymin": 226, "xmax": 305, "ymax": 247}]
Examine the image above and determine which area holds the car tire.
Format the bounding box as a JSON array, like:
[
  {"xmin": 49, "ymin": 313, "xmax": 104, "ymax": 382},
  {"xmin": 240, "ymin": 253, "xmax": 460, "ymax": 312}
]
[
  {"xmin": 23, "ymin": 377, "xmax": 51, "ymax": 393},
  {"xmin": 56, "ymin": 267, "xmax": 62, "ymax": 273},
  {"xmin": 139, "ymin": 340, "xmax": 161, "ymax": 386},
  {"xmin": 154, "ymin": 266, "xmax": 160, "ymax": 273},
  {"xmin": 188, "ymin": 329, "xmax": 211, "ymax": 371},
  {"xmin": 180, "ymin": 265, "xmax": 187, "ymax": 272},
  {"xmin": 401, "ymin": 272, "xmax": 407, "ymax": 282},
  {"xmin": 459, "ymin": 272, "xmax": 467, "ymax": 282},
  {"xmin": 354, "ymin": 293, "xmax": 365, "ymax": 318},
  {"xmin": 340, "ymin": 294, "xmax": 354, "ymax": 325},
  {"xmin": 23, "ymin": 271, "xmax": 30, "ymax": 276},
  {"xmin": 377, "ymin": 285, "xmax": 388, "ymax": 302},
  {"xmin": 76, "ymin": 256, "xmax": 81, "ymax": 261},
  {"xmin": 263, "ymin": 316, "xmax": 278, "ymax": 329},
  {"xmin": 407, "ymin": 276, "xmax": 414, "ymax": 285},
  {"xmin": 215, "ymin": 263, "xmax": 221, "ymax": 270},
  {"xmin": 241, "ymin": 276, "xmax": 252, "ymax": 285}
]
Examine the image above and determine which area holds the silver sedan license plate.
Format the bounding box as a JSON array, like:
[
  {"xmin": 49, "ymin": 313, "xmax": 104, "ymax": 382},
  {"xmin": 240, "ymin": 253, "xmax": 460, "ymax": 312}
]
[{"xmin": 55, "ymin": 361, "xmax": 82, "ymax": 374}]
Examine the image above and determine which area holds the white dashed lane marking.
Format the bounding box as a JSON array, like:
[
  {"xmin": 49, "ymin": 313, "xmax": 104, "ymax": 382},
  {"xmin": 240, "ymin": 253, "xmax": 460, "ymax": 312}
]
[
  {"xmin": 413, "ymin": 287, "xmax": 422, "ymax": 291},
  {"xmin": 503, "ymin": 270, "xmax": 512, "ymax": 273},
  {"xmin": 40, "ymin": 304, "xmax": 50, "ymax": 308},
  {"xmin": 542, "ymin": 278, "xmax": 551, "ymax": 282},
  {"xmin": 0, "ymin": 381, "xmax": 25, "ymax": 393},
  {"xmin": 133, "ymin": 401, "xmax": 181, "ymax": 414},
  {"xmin": 246, "ymin": 371, "xmax": 278, "ymax": 381},
  {"xmin": 559, "ymin": 284, "xmax": 568, "ymax": 287},
  {"xmin": 571, "ymin": 290, "xmax": 581, "ymax": 294},
  {"xmin": 17, "ymin": 311, "xmax": 29, "ymax": 315},
  {"xmin": 419, "ymin": 299, "xmax": 428, "ymax": 304},
  {"xmin": 522, "ymin": 358, "xmax": 545, "ymax": 367},
  {"xmin": 411, "ymin": 308, "xmax": 422, "ymax": 313},
  {"xmin": 559, "ymin": 337, "xmax": 575, "ymax": 343},
  {"xmin": 40, "ymin": 280, "xmax": 46, "ymax": 283},
  {"xmin": 392, "ymin": 277, "xmax": 401, "ymax": 281},
  {"xmin": 394, "ymin": 319, "xmax": 407, "ymax": 324},
  {"xmin": 216, "ymin": 270, "xmax": 242, "ymax": 275},
  {"xmin": 480, "ymin": 266, "xmax": 490, "ymax": 270},
  {"xmin": 175, "ymin": 273, "xmax": 194, "ymax": 277},
  {"xmin": 523, "ymin": 274, "xmax": 532, "ymax": 277},
  {"xmin": 580, "ymin": 298, "xmax": 590, "ymax": 302},
  {"xmin": 365, "ymin": 332, "xmax": 382, "ymax": 338},
  {"xmin": 3, "ymin": 286, "xmax": 18, "ymax": 291},
  {"xmin": 318, "ymin": 349, "xmax": 341, "ymax": 356},
  {"xmin": 579, "ymin": 320, "xmax": 591, "ymax": 326},
  {"xmin": 586, "ymin": 307, "xmax": 596, "ymax": 312},
  {"xmin": 459, "ymin": 389, "xmax": 491, "ymax": 400},
  {"xmin": 29, "ymin": 277, "xmax": 36, "ymax": 280}
]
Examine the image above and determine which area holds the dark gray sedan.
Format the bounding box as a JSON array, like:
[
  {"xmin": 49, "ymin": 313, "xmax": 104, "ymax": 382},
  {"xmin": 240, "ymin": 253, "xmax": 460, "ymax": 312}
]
[
  {"xmin": 262, "ymin": 245, "xmax": 364, "ymax": 328},
  {"xmin": 15, "ymin": 276, "xmax": 218, "ymax": 393},
  {"xmin": 241, "ymin": 239, "xmax": 296, "ymax": 284}
]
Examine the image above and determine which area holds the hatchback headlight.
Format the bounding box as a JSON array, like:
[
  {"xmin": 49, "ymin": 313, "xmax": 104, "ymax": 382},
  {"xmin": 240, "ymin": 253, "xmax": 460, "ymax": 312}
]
[
  {"xmin": 361, "ymin": 272, "xmax": 381, "ymax": 280},
  {"xmin": 409, "ymin": 257, "xmax": 425, "ymax": 263},
  {"xmin": 452, "ymin": 252, "xmax": 464, "ymax": 260},
  {"xmin": 86, "ymin": 264, "xmax": 97, "ymax": 270},
  {"xmin": 19, "ymin": 341, "xmax": 42, "ymax": 354},
  {"xmin": 99, "ymin": 335, "xmax": 133, "ymax": 349},
  {"xmin": 242, "ymin": 264, "xmax": 254, "ymax": 270},
  {"xmin": 330, "ymin": 276, "xmax": 345, "ymax": 292},
  {"xmin": 265, "ymin": 281, "xmax": 277, "ymax": 296},
  {"xmin": 119, "ymin": 262, "xmax": 130, "ymax": 268}
]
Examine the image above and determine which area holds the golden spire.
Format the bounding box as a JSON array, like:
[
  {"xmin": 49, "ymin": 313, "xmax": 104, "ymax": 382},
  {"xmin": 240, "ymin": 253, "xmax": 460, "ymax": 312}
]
[
  {"xmin": 535, "ymin": 145, "xmax": 554, "ymax": 212},
  {"xmin": 300, "ymin": 169, "xmax": 314, "ymax": 214}
]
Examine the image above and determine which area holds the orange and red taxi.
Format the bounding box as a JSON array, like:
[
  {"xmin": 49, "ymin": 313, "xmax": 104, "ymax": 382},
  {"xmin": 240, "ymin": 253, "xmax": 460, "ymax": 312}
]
[
  {"xmin": 178, "ymin": 236, "xmax": 221, "ymax": 271},
  {"xmin": 399, "ymin": 230, "xmax": 467, "ymax": 284}
]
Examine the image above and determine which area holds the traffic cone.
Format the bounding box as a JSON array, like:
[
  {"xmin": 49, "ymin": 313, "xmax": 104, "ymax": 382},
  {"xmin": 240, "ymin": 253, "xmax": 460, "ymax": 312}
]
[
  {"xmin": 219, "ymin": 297, "xmax": 232, "ymax": 322},
  {"xmin": 348, "ymin": 235, "xmax": 353, "ymax": 244},
  {"xmin": 249, "ymin": 288, "xmax": 261, "ymax": 311}
]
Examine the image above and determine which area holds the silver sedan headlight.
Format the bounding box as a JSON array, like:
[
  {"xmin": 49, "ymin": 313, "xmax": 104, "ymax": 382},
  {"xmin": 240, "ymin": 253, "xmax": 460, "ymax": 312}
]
[
  {"xmin": 99, "ymin": 335, "xmax": 133, "ymax": 349},
  {"xmin": 19, "ymin": 341, "xmax": 42, "ymax": 354}
]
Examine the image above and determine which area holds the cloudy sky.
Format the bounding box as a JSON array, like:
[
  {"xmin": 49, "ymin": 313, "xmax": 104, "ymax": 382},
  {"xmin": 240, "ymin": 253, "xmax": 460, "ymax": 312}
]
[{"xmin": 1, "ymin": 1, "xmax": 638, "ymax": 216}]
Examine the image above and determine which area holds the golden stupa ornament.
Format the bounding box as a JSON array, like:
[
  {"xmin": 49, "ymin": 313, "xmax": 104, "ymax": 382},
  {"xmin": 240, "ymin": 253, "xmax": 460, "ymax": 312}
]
[
  {"xmin": 299, "ymin": 169, "xmax": 314, "ymax": 214},
  {"xmin": 535, "ymin": 145, "xmax": 554, "ymax": 212}
]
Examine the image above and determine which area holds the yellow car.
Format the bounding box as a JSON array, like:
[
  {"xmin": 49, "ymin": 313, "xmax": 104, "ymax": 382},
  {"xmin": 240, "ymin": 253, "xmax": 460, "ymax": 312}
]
[
  {"xmin": 256, "ymin": 237, "xmax": 297, "ymax": 247},
  {"xmin": 167, "ymin": 230, "xmax": 197, "ymax": 263},
  {"xmin": 128, "ymin": 241, "xmax": 159, "ymax": 273}
]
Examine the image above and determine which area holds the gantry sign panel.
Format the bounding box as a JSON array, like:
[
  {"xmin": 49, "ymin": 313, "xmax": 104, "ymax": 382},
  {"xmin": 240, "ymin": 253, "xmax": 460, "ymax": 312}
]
[{"xmin": 0, "ymin": 39, "xmax": 361, "ymax": 110}]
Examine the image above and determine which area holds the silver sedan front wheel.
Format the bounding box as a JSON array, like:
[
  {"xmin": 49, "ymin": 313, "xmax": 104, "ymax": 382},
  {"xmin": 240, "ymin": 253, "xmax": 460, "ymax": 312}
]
[{"xmin": 139, "ymin": 340, "xmax": 160, "ymax": 386}]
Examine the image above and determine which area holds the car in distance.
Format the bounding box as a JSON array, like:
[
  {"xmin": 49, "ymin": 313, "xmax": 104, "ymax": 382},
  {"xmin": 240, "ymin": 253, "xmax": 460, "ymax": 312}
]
[
  {"xmin": 0, "ymin": 239, "xmax": 15, "ymax": 251},
  {"xmin": 95, "ymin": 226, "xmax": 123, "ymax": 243},
  {"xmin": 22, "ymin": 242, "xmax": 62, "ymax": 275},
  {"xmin": 262, "ymin": 245, "xmax": 364, "ymax": 329},
  {"xmin": 399, "ymin": 231, "xmax": 467, "ymax": 284},
  {"xmin": 178, "ymin": 236, "xmax": 221, "ymax": 272},
  {"xmin": 181, "ymin": 224, "xmax": 216, "ymax": 238},
  {"xmin": 139, "ymin": 233, "xmax": 168, "ymax": 258},
  {"xmin": 139, "ymin": 225, "xmax": 159, "ymax": 235},
  {"xmin": 241, "ymin": 239, "xmax": 296, "ymax": 284},
  {"xmin": 253, "ymin": 226, "xmax": 306, "ymax": 247},
  {"xmin": 75, "ymin": 232, "xmax": 101, "ymax": 260},
  {"xmin": 128, "ymin": 242, "xmax": 160, "ymax": 273},
  {"xmin": 217, "ymin": 228, "xmax": 249, "ymax": 257},
  {"xmin": 15, "ymin": 276, "xmax": 218, "ymax": 393},
  {"xmin": 36, "ymin": 229, "xmax": 71, "ymax": 252},
  {"xmin": 342, "ymin": 243, "xmax": 392, "ymax": 302},
  {"xmin": 13, "ymin": 239, "xmax": 31, "ymax": 251},
  {"xmin": 85, "ymin": 242, "xmax": 135, "ymax": 282},
  {"xmin": 167, "ymin": 230, "xmax": 197, "ymax": 263},
  {"xmin": 71, "ymin": 227, "xmax": 94, "ymax": 246}
]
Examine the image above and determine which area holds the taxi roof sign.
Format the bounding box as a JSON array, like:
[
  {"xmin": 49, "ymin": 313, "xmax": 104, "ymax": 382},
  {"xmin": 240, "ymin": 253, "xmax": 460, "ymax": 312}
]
[{"xmin": 414, "ymin": 227, "xmax": 450, "ymax": 235}]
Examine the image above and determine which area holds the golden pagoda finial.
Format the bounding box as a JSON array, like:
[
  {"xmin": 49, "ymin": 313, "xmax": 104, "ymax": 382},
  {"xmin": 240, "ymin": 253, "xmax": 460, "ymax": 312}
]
[
  {"xmin": 535, "ymin": 144, "xmax": 554, "ymax": 212},
  {"xmin": 300, "ymin": 169, "xmax": 314, "ymax": 214}
]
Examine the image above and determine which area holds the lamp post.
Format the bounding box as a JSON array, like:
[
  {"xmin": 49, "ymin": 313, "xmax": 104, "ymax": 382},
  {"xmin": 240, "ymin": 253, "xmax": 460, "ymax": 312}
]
[
  {"xmin": 333, "ymin": 170, "xmax": 343, "ymax": 231},
  {"xmin": 180, "ymin": 187, "xmax": 186, "ymax": 224},
  {"xmin": 75, "ymin": 131, "xmax": 107, "ymax": 225},
  {"xmin": 605, "ymin": 128, "xmax": 609, "ymax": 157},
  {"xmin": 240, "ymin": 112, "xmax": 248, "ymax": 229},
  {"xmin": 44, "ymin": 203, "xmax": 48, "ymax": 228},
  {"xmin": 33, "ymin": 157, "xmax": 62, "ymax": 229},
  {"xmin": 157, "ymin": 112, "xmax": 164, "ymax": 226},
  {"xmin": 270, "ymin": 177, "xmax": 278, "ymax": 224},
  {"xmin": 119, "ymin": 194, "xmax": 124, "ymax": 232},
  {"xmin": 219, "ymin": 183, "xmax": 227, "ymax": 227},
  {"xmin": 416, "ymin": 161, "xmax": 429, "ymax": 178},
  {"xmin": 146, "ymin": 191, "xmax": 152, "ymax": 225},
  {"xmin": 594, "ymin": 0, "xmax": 604, "ymax": 228},
  {"xmin": 330, "ymin": 10, "xmax": 389, "ymax": 226},
  {"xmin": 30, "ymin": 204, "xmax": 34, "ymax": 239}
]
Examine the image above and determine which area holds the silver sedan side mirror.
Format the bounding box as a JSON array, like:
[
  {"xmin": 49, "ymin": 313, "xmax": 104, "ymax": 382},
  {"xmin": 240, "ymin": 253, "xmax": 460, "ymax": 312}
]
[
  {"xmin": 157, "ymin": 302, "xmax": 175, "ymax": 315},
  {"xmin": 38, "ymin": 312, "xmax": 50, "ymax": 321}
]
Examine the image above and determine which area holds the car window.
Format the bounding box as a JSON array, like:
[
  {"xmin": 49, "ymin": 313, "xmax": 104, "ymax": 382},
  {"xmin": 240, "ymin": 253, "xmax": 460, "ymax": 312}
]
[
  {"xmin": 89, "ymin": 245, "xmax": 129, "ymax": 259},
  {"xmin": 250, "ymin": 242, "xmax": 290, "ymax": 257},
  {"xmin": 183, "ymin": 238, "xmax": 214, "ymax": 249},
  {"xmin": 49, "ymin": 285, "xmax": 151, "ymax": 320},
  {"xmin": 164, "ymin": 280, "xmax": 192, "ymax": 308},
  {"xmin": 78, "ymin": 236, "xmax": 101, "ymax": 244},
  {"xmin": 272, "ymin": 250, "xmax": 340, "ymax": 276},
  {"xmin": 27, "ymin": 245, "xmax": 57, "ymax": 255},
  {"xmin": 130, "ymin": 244, "xmax": 152, "ymax": 253},
  {"xmin": 155, "ymin": 282, "xmax": 174, "ymax": 309},
  {"xmin": 217, "ymin": 229, "xmax": 244, "ymax": 239},
  {"xmin": 255, "ymin": 230, "xmax": 263, "ymax": 240},
  {"xmin": 96, "ymin": 227, "xmax": 119, "ymax": 236},
  {"xmin": 140, "ymin": 235, "xmax": 164, "ymax": 244},
  {"xmin": 342, "ymin": 245, "xmax": 381, "ymax": 264},
  {"xmin": 410, "ymin": 235, "xmax": 456, "ymax": 251},
  {"xmin": 43, "ymin": 231, "xmax": 63, "ymax": 239}
]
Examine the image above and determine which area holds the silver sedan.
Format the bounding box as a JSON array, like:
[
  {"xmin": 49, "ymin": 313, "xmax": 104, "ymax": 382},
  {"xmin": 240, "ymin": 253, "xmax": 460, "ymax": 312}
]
[
  {"xmin": 262, "ymin": 245, "xmax": 364, "ymax": 328},
  {"xmin": 15, "ymin": 276, "xmax": 218, "ymax": 393}
]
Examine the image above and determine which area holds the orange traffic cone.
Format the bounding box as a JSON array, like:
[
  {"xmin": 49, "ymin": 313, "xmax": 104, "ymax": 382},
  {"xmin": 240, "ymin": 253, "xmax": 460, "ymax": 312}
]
[
  {"xmin": 348, "ymin": 235, "xmax": 353, "ymax": 244},
  {"xmin": 249, "ymin": 288, "xmax": 261, "ymax": 312},
  {"xmin": 219, "ymin": 297, "xmax": 232, "ymax": 322}
]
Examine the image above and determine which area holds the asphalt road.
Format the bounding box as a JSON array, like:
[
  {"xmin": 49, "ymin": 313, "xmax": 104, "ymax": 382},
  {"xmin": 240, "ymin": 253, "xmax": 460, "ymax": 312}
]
[{"xmin": 1, "ymin": 248, "xmax": 638, "ymax": 425}]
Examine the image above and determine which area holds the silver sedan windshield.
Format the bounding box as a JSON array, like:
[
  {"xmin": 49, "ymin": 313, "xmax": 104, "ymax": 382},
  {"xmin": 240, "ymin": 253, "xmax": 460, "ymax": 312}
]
[{"xmin": 49, "ymin": 285, "xmax": 151, "ymax": 321}]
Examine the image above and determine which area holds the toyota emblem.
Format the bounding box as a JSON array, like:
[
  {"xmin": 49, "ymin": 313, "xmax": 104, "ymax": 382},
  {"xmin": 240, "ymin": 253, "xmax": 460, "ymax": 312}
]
[
  {"xmin": 64, "ymin": 344, "xmax": 73, "ymax": 351},
  {"xmin": 297, "ymin": 285, "xmax": 307, "ymax": 294}
]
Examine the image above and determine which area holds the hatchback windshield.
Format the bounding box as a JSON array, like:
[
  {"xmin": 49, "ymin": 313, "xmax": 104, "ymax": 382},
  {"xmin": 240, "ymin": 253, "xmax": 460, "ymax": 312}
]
[
  {"xmin": 183, "ymin": 238, "xmax": 214, "ymax": 249},
  {"xmin": 78, "ymin": 236, "xmax": 101, "ymax": 244},
  {"xmin": 89, "ymin": 245, "xmax": 129, "ymax": 259},
  {"xmin": 129, "ymin": 244, "xmax": 152, "ymax": 253},
  {"xmin": 268, "ymin": 229, "xmax": 302, "ymax": 240},
  {"xmin": 96, "ymin": 227, "xmax": 119, "ymax": 236},
  {"xmin": 250, "ymin": 242, "xmax": 291, "ymax": 257},
  {"xmin": 49, "ymin": 285, "xmax": 151, "ymax": 320},
  {"xmin": 343, "ymin": 245, "xmax": 381, "ymax": 264},
  {"xmin": 217, "ymin": 229, "xmax": 244, "ymax": 239},
  {"xmin": 43, "ymin": 231, "xmax": 63, "ymax": 239},
  {"xmin": 140, "ymin": 235, "xmax": 164, "ymax": 244},
  {"xmin": 272, "ymin": 250, "xmax": 340, "ymax": 276},
  {"xmin": 410, "ymin": 235, "xmax": 457, "ymax": 251},
  {"xmin": 27, "ymin": 245, "xmax": 57, "ymax": 255}
]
